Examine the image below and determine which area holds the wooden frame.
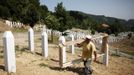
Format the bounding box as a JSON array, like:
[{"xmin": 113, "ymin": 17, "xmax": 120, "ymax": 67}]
[{"xmin": 59, "ymin": 33, "xmax": 109, "ymax": 68}]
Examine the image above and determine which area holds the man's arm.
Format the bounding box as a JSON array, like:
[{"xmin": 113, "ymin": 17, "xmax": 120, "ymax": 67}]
[
  {"xmin": 94, "ymin": 51, "xmax": 97, "ymax": 62},
  {"xmin": 91, "ymin": 42, "xmax": 97, "ymax": 62},
  {"xmin": 77, "ymin": 40, "xmax": 85, "ymax": 47}
]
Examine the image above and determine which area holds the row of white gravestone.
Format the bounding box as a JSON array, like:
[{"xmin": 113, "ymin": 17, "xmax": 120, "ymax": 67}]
[
  {"xmin": 33, "ymin": 23, "xmax": 133, "ymax": 42},
  {"xmin": 44, "ymin": 29, "xmax": 62, "ymax": 37},
  {"xmin": 65, "ymin": 33, "xmax": 86, "ymax": 40},
  {"xmin": 59, "ymin": 35, "xmax": 75, "ymax": 54},
  {"xmin": 66, "ymin": 32, "xmax": 128, "ymax": 45},
  {"xmin": 28, "ymin": 28, "xmax": 48, "ymax": 58},
  {"xmin": 34, "ymin": 24, "xmax": 43, "ymax": 31},
  {"xmin": 45, "ymin": 28, "xmax": 90, "ymax": 40},
  {"xmin": 2, "ymin": 28, "xmax": 48, "ymax": 73},
  {"xmin": 2, "ymin": 26, "xmax": 131, "ymax": 73},
  {"xmin": 5, "ymin": 20, "xmax": 24, "ymax": 28},
  {"xmin": 108, "ymin": 34, "xmax": 128, "ymax": 43},
  {"xmin": 92, "ymin": 38, "xmax": 102, "ymax": 45}
]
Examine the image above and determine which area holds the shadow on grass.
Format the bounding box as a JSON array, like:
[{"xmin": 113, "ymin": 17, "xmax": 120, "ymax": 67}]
[
  {"xmin": 20, "ymin": 47, "xmax": 29, "ymax": 51},
  {"xmin": 0, "ymin": 55, "xmax": 3, "ymax": 58},
  {"xmin": 49, "ymin": 66, "xmax": 84, "ymax": 75},
  {"xmin": 35, "ymin": 52, "xmax": 42, "ymax": 56},
  {"xmin": 0, "ymin": 65, "xmax": 5, "ymax": 71},
  {"xmin": 50, "ymin": 58, "xmax": 59, "ymax": 62},
  {"xmin": 0, "ymin": 50, "xmax": 3, "ymax": 53},
  {"xmin": 16, "ymin": 47, "xmax": 30, "ymax": 54}
]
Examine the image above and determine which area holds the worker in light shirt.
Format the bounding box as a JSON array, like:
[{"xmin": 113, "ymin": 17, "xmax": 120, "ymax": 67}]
[{"xmin": 77, "ymin": 35, "xmax": 97, "ymax": 74}]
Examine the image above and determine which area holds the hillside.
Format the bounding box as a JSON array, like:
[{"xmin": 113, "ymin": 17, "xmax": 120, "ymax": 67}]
[
  {"xmin": 1, "ymin": 0, "xmax": 134, "ymax": 34},
  {"xmin": 0, "ymin": 32, "xmax": 134, "ymax": 75},
  {"xmin": 111, "ymin": 36, "xmax": 134, "ymax": 55},
  {"xmin": 69, "ymin": 10, "xmax": 134, "ymax": 31}
]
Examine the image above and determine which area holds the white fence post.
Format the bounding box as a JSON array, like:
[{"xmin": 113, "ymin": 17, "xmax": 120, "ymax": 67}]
[
  {"xmin": 42, "ymin": 25, "xmax": 46, "ymax": 32},
  {"xmin": 28, "ymin": 28, "xmax": 34, "ymax": 52},
  {"xmin": 102, "ymin": 35, "xmax": 109, "ymax": 66},
  {"xmin": 69, "ymin": 35, "xmax": 75, "ymax": 54},
  {"xmin": 3, "ymin": 31, "xmax": 16, "ymax": 73},
  {"xmin": 42, "ymin": 31, "xmax": 48, "ymax": 58},
  {"xmin": 103, "ymin": 44, "xmax": 109, "ymax": 66},
  {"xmin": 59, "ymin": 36, "xmax": 66, "ymax": 67}
]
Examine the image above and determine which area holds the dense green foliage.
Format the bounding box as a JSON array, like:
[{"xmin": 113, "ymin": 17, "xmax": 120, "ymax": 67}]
[
  {"xmin": 0, "ymin": 0, "xmax": 133, "ymax": 33},
  {"xmin": 54, "ymin": 2, "xmax": 74, "ymax": 32},
  {"xmin": 69, "ymin": 11, "xmax": 134, "ymax": 33},
  {"xmin": 0, "ymin": 0, "xmax": 48, "ymax": 28}
]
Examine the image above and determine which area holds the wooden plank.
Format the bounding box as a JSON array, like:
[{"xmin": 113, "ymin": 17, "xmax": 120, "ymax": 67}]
[
  {"xmin": 65, "ymin": 39, "xmax": 84, "ymax": 45},
  {"xmin": 65, "ymin": 33, "xmax": 108, "ymax": 46},
  {"xmin": 63, "ymin": 53, "xmax": 105, "ymax": 67}
]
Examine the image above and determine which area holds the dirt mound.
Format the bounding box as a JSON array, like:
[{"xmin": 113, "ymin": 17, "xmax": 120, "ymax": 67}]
[{"xmin": 0, "ymin": 20, "xmax": 11, "ymax": 32}]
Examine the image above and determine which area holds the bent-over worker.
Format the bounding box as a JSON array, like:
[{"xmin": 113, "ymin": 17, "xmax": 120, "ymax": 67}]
[{"xmin": 77, "ymin": 35, "xmax": 97, "ymax": 74}]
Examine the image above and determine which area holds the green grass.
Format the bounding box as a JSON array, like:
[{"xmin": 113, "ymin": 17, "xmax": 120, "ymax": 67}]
[
  {"xmin": 15, "ymin": 45, "xmax": 19, "ymax": 51},
  {"xmin": 15, "ymin": 45, "xmax": 29, "ymax": 54},
  {"xmin": 0, "ymin": 46, "xmax": 3, "ymax": 53},
  {"xmin": 48, "ymin": 35, "xmax": 59, "ymax": 44},
  {"xmin": 121, "ymin": 51, "xmax": 134, "ymax": 56},
  {"xmin": 12, "ymin": 28, "xmax": 27, "ymax": 32},
  {"xmin": 111, "ymin": 54, "xmax": 121, "ymax": 57},
  {"xmin": 39, "ymin": 63, "xmax": 48, "ymax": 68},
  {"xmin": 34, "ymin": 35, "xmax": 59, "ymax": 44},
  {"xmin": 0, "ymin": 55, "xmax": 3, "ymax": 58}
]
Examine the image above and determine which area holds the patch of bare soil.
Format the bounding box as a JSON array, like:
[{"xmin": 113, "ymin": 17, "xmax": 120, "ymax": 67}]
[
  {"xmin": 0, "ymin": 21, "xmax": 11, "ymax": 32},
  {"xmin": 0, "ymin": 32, "xmax": 134, "ymax": 75},
  {"xmin": 110, "ymin": 37, "xmax": 134, "ymax": 55}
]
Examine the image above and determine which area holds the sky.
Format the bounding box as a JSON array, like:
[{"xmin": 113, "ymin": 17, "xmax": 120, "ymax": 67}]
[{"xmin": 40, "ymin": 0, "xmax": 134, "ymax": 20}]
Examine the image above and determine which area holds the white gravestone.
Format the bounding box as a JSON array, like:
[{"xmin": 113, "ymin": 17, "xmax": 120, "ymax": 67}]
[
  {"xmin": 103, "ymin": 43, "xmax": 109, "ymax": 67},
  {"xmin": 28, "ymin": 28, "xmax": 34, "ymax": 52},
  {"xmin": 59, "ymin": 36, "xmax": 66, "ymax": 67},
  {"xmin": 3, "ymin": 31, "xmax": 16, "ymax": 73},
  {"xmin": 42, "ymin": 25, "xmax": 46, "ymax": 32},
  {"xmin": 69, "ymin": 35, "xmax": 75, "ymax": 54},
  {"xmin": 42, "ymin": 31, "xmax": 48, "ymax": 58}
]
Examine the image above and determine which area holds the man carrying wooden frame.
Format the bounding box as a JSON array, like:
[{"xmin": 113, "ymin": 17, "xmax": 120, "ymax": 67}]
[{"xmin": 77, "ymin": 35, "xmax": 97, "ymax": 75}]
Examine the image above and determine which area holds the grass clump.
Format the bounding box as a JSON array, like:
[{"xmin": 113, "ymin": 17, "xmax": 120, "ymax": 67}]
[
  {"xmin": 12, "ymin": 28, "xmax": 27, "ymax": 32},
  {"xmin": 39, "ymin": 63, "xmax": 48, "ymax": 68},
  {"xmin": 111, "ymin": 53, "xmax": 121, "ymax": 57}
]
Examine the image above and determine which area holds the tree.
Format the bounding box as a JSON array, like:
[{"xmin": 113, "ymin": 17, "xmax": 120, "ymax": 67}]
[
  {"xmin": 0, "ymin": 5, "xmax": 10, "ymax": 19},
  {"xmin": 39, "ymin": 5, "xmax": 49, "ymax": 23},
  {"xmin": 0, "ymin": 0, "xmax": 41, "ymax": 27},
  {"xmin": 81, "ymin": 18, "xmax": 92, "ymax": 29},
  {"xmin": 45, "ymin": 13, "xmax": 60, "ymax": 42},
  {"xmin": 54, "ymin": 2, "xmax": 72, "ymax": 32},
  {"xmin": 110, "ymin": 19, "xmax": 124, "ymax": 35},
  {"xmin": 131, "ymin": 26, "xmax": 134, "ymax": 32},
  {"xmin": 21, "ymin": 4, "xmax": 39, "ymax": 28}
]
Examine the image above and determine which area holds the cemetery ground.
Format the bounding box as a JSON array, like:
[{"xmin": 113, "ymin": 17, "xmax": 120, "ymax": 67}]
[
  {"xmin": 111, "ymin": 37, "xmax": 134, "ymax": 56},
  {"xmin": 0, "ymin": 31, "xmax": 134, "ymax": 75}
]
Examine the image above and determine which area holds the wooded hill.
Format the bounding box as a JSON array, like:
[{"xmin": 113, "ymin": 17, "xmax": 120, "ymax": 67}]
[
  {"xmin": 69, "ymin": 10, "xmax": 134, "ymax": 32},
  {"xmin": 0, "ymin": 0, "xmax": 133, "ymax": 35}
]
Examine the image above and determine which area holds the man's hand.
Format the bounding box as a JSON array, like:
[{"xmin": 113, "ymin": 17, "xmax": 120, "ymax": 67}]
[
  {"xmin": 94, "ymin": 57, "xmax": 97, "ymax": 62},
  {"xmin": 77, "ymin": 43, "xmax": 81, "ymax": 47},
  {"xmin": 94, "ymin": 51, "xmax": 97, "ymax": 62}
]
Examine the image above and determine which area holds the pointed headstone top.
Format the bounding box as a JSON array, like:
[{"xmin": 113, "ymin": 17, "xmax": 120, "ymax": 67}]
[
  {"xmin": 28, "ymin": 28, "xmax": 33, "ymax": 31},
  {"xmin": 3, "ymin": 31, "xmax": 14, "ymax": 38},
  {"xmin": 42, "ymin": 31, "xmax": 47, "ymax": 36}
]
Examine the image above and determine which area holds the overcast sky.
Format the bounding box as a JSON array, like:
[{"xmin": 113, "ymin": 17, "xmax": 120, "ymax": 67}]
[{"xmin": 40, "ymin": 0, "xmax": 134, "ymax": 20}]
